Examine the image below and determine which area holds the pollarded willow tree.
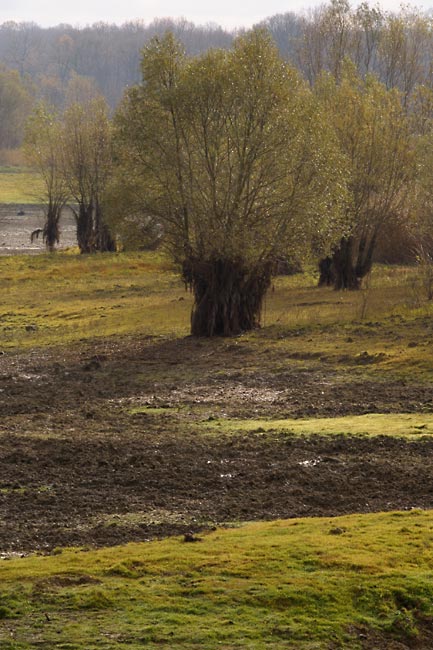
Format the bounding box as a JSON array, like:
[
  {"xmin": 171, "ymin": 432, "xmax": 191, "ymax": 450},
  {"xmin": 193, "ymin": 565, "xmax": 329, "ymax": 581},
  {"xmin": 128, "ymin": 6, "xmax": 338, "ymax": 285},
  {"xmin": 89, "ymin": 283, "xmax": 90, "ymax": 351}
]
[
  {"xmin": 24, "ymin": 104, "xmax": 69, "ymax": 252},
  {"xmin": 25, "ymin": 95, "xmax": 116, "ymax": 254},
  {"xmin": 61, "ymin": 96, "xmax": 116, "ymax": 253},
  {"xmin": 316, "ymin": 63, "xmax": 414, "ymax": 290},
  {"xmin": 114, "ymin": 30, "xmax": 348, "ymax": 336}
]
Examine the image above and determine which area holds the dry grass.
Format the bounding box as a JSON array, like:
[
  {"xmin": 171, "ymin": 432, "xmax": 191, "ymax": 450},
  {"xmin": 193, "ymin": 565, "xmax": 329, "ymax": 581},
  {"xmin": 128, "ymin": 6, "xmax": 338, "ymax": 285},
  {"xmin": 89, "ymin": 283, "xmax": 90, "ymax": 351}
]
[
  {"xmin": 0, "ymin": 251, "xmax": 192, "ymax": 349},
  {"xmin": 0, "ymin": 166, "xmax": 43, "ymax": 204}
]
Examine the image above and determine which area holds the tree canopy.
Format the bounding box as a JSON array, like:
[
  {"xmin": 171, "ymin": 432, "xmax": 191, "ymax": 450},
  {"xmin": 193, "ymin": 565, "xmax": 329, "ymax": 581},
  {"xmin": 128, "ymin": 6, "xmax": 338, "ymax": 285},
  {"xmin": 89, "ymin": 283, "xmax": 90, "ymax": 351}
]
[
  {"xmin": 316, "ymin": 64, "xmax": 414, "ymax": 289},
  {"xmin": 114, "ymin": 30, "xmax": 348, "ymax": 335}
]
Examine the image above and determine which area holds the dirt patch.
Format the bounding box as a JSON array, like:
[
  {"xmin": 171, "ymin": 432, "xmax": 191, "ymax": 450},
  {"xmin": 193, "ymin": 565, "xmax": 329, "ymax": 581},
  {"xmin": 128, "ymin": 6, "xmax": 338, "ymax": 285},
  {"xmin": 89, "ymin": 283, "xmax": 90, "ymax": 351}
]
[
  {"xmin": 1, "ymin": 334, "xmax": 433, "ymax": 553},
  {"xmin": 1, "ymin": 335, "xmax": 432, "ymax": 420},
  {"xmin": 349, "ymin": 619, "xmax": 433, "ymax": 650},
  {"xmin": 2, "ymin": 430, "xmax": 433, "ymax": 552}
]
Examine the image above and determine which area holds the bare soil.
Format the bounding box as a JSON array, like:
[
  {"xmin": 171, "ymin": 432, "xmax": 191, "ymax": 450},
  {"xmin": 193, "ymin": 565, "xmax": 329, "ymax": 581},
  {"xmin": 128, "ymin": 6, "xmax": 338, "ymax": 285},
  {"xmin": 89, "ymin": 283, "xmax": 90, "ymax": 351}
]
[{"xmin": 1, "ymin": 334, "xmax": 433, "ymax": 554}]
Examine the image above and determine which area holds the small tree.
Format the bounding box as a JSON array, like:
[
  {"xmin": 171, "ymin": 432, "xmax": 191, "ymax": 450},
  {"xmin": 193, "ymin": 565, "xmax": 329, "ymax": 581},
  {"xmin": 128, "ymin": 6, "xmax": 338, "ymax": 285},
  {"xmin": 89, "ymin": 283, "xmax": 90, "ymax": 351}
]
[
  {"xmin": 378, "ymin": 9, "xmax": 432, "ymax": 106},
  {"xmin": 115, "ymin": 31, "xmax": 347, "ymax": 335},
  {"xmin": 61, "ymin": 96, "xmax": 116, "ymax": 253},
  {"xmin": 24, "ymin": 104, "xmax": 69, "ymax": 252},
  {"xmin": 297, "ymin": 0, "xmax": 354, "ymax": 84}
]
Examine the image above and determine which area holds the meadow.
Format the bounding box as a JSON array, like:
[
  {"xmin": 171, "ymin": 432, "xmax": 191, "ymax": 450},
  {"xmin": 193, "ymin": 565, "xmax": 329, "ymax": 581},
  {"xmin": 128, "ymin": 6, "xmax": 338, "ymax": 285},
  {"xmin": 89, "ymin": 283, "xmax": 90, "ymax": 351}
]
[
  {"xmin": 1, "ymin": 243, "xmax": 433, "ymax": 648},
  {"xmin": 0, "ymin": 166, "xmax": 43, "ymax": 204}
]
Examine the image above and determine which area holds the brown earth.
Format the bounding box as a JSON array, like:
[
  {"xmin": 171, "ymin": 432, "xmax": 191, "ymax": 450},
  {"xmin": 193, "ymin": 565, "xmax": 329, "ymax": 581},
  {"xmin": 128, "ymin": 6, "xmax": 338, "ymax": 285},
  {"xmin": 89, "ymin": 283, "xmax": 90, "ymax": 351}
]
[{"xmin": 1, "ymin": 333, "xmax": 433, "ymax": 555}]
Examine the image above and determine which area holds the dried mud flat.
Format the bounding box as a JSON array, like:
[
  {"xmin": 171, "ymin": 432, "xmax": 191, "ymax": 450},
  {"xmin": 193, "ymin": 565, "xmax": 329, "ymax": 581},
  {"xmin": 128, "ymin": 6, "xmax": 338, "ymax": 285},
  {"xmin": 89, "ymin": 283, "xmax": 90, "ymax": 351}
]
[
  {"xmin": 1, "ymin": 334, "xmax": 433, "ymax": 555},
  {"xmin": 0, "ymin": 205, "xmax": 76, "ymax": 255}
]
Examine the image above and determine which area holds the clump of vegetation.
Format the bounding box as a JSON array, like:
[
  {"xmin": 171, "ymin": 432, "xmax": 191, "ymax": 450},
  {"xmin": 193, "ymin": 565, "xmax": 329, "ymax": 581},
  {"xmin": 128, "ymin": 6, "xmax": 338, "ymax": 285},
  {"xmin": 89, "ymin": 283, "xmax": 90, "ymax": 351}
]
[
  {"xmin": 316, "ymin": 65, "xmax": 413, "ymax": 290},
  {"xmin": 24, "ymin": 106, "xmax": 69, "ymax": 251}
]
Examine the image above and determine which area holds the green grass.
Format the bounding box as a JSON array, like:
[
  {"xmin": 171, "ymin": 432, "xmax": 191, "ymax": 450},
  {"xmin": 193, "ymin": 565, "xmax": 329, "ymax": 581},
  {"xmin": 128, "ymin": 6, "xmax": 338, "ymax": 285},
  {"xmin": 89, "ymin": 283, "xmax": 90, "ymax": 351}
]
[
  {"xmin": 0, "ymin": 167, "xmax": 43, "ymax": 203},
  {"xmin": 264, "ymin": 263, "xmax": 433, "ymax": 330},
  {"xmin": 0, "ymin": 251, "xmax": 432, "ymax": 359},
  {"xmin": 0, "ymin": 251, "xmax": 192, "ymax": 348},
  {"xmin": 129, "ymin": 409, "xmax": 433, "ymax": 439},
  {"xmin": 200, "ymin": 413, "xmax": 433, "ymax": 439},
  {"xmin": 2, "ymin": 511, "xmax": 433, "ymax": 648}
]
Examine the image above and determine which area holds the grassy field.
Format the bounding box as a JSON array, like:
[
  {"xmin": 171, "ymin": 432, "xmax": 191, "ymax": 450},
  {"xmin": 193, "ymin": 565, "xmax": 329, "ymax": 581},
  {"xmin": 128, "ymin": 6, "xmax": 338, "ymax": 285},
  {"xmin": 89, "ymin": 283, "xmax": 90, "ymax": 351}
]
[
  {"xmin": 0, "ymin": 251, "xmax": 191, "ymax": 349},
  {"xmin": 0, "ymin": 166, "xmax": 43, "ymax": 204},
  {"xmin": 1, "ymin": 251, "xmax": 433, "ymax": 649},
  {"xmin": 2, "ymin": 511, "xmax": 433, "ymax": 649},
  {"xmin": 0, "ymin": 250, "xmax": 431, "ymax": 350}
]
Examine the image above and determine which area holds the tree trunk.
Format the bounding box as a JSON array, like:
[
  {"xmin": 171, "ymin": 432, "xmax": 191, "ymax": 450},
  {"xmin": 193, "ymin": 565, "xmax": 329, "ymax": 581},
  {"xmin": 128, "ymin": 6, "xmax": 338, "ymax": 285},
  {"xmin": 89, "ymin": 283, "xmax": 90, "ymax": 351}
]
[
  {"xmin": 355, "ymin": 233, "xmax": 376, "ymax": 280},
  {"xmin": 95, "ymin": 201, "xmax": 116, "ymax": 252},
  {"xmin": 76, "ymin": 202, "xmax": 94, "ymax": 253},
  {"xmin": 43, "ymin": 205, "xmax": 61, "ymax": 252},
  {"xmin": 318, "ymin": 256, "xmax": 335, "ymax": 286},
  {"xmin": 318, "ymin": 237, "xmax": 360, "ymax": 290},
  {"xmin": 318, "ymin": 234, "xmax": 378, "ymax": 290},
  {"xmin": 332, "ymin": 237, "xmax": 361, "ymax": 289},
  {"xmin": 75, "ymin": 201, "xmax": 116, "ymax": 253},
  {"xmin": 183, "ymin": 257, "xmax": 272, "ymax": 337}
]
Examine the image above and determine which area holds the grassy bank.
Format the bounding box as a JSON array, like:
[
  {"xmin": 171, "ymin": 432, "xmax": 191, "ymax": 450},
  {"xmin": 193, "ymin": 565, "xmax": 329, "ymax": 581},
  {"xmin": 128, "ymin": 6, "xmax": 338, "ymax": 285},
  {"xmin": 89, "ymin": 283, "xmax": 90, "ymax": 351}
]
[
  {"xmin": 0, "ymin": 251, "xmax": 191, "ymax": 349},
  {"xmin": 2, "ymin": 511, "xmax": 433, "ymax": 649}
]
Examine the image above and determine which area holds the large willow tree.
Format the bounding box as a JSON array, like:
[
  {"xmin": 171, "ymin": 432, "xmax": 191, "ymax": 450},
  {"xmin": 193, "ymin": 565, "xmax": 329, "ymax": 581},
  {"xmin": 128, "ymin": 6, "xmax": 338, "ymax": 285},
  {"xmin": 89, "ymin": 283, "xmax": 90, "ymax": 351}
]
[{"xmin": 115, "ymin": 30, "xmax": 347, "ymax": 336}]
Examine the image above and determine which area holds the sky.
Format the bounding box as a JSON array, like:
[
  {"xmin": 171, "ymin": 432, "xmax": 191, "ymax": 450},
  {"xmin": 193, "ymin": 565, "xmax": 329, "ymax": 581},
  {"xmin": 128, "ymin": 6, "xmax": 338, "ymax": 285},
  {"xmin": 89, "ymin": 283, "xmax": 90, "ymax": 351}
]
[{"xmin": 0, "ymin": 0, "xmax": 432, "ymax": 30}]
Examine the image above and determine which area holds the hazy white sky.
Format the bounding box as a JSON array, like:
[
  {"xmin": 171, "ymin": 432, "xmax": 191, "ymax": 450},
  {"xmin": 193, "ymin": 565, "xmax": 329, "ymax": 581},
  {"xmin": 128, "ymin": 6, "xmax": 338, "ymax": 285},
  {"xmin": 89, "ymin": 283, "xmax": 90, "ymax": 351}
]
[{"xmin": 0, "ymin": 0, "xmax": 432, "ymax": 29}]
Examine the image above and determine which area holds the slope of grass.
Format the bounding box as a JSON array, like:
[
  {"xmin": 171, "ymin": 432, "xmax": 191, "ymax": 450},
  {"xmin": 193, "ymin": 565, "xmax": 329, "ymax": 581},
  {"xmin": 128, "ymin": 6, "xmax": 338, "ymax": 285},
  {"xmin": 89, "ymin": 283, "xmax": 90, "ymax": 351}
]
[
  {"xmin": 1, "ymin": 511, "xmax": 433, "ymax": 649},
  {"xmin": 0, "ymin": 167, "xmax": 43, "ymax": 204},
  {"xmin": 0, "ymin": 252, "xmax": 432, "ymax": 390}
]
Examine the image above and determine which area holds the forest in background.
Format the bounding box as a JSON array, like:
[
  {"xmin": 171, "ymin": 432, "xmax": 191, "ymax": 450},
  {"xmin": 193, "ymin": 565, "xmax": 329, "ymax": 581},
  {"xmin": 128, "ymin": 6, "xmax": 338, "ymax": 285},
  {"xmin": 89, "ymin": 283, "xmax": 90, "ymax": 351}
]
[{"xmin": 0, "ymin": 1, "xmax": 432, "ymax": 149}]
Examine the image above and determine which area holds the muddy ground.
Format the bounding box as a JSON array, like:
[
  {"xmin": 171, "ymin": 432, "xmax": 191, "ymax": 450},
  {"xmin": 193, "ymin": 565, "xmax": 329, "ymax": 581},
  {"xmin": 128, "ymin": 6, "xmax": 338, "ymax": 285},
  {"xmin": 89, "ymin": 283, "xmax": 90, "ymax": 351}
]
[
  {"xmin": 1, "ymin": 334, "xmax": 433, "ymax": 554},
  {"xmin": 0, "ymin": 205, "xmax": 76, "ymax": 255}
]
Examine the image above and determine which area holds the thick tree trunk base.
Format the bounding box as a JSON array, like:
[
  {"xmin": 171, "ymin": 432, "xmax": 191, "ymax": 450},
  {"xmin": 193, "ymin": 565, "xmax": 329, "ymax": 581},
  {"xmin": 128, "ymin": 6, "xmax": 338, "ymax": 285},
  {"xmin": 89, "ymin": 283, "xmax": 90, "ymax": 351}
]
[
  {"xmin": 318, "ymin": 257, "xmax": 335, "ymax": 287},
  {"xmin": 183, "ymin": 257, "xmax": 272, "ymax": 337},
  {"xmin": 319, "ymin": 237, "xmax": 372, "ymax": 291},
  {"xmin": 43, "ymin": 209, "xmax": 61, "ymax": 253},
  {"xmin": 76, "ymin": 205, "xmax": 116, "ymax": 254},
  {"xmin": 332, "ymin": 237, "xmax": 361, "ymax": 290}
]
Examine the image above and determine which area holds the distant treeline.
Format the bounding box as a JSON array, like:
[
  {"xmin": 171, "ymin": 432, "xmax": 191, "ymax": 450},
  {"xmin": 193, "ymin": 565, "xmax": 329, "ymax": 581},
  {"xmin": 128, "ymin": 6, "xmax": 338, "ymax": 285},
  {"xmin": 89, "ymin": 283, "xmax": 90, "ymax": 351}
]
[
  {"xmin": 0, "ymin": 1, "xmax": 432, "ymax": 149},
  {"xmin": 0, "ymin": 18, "xmax": 234, "ymax": 111}
]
